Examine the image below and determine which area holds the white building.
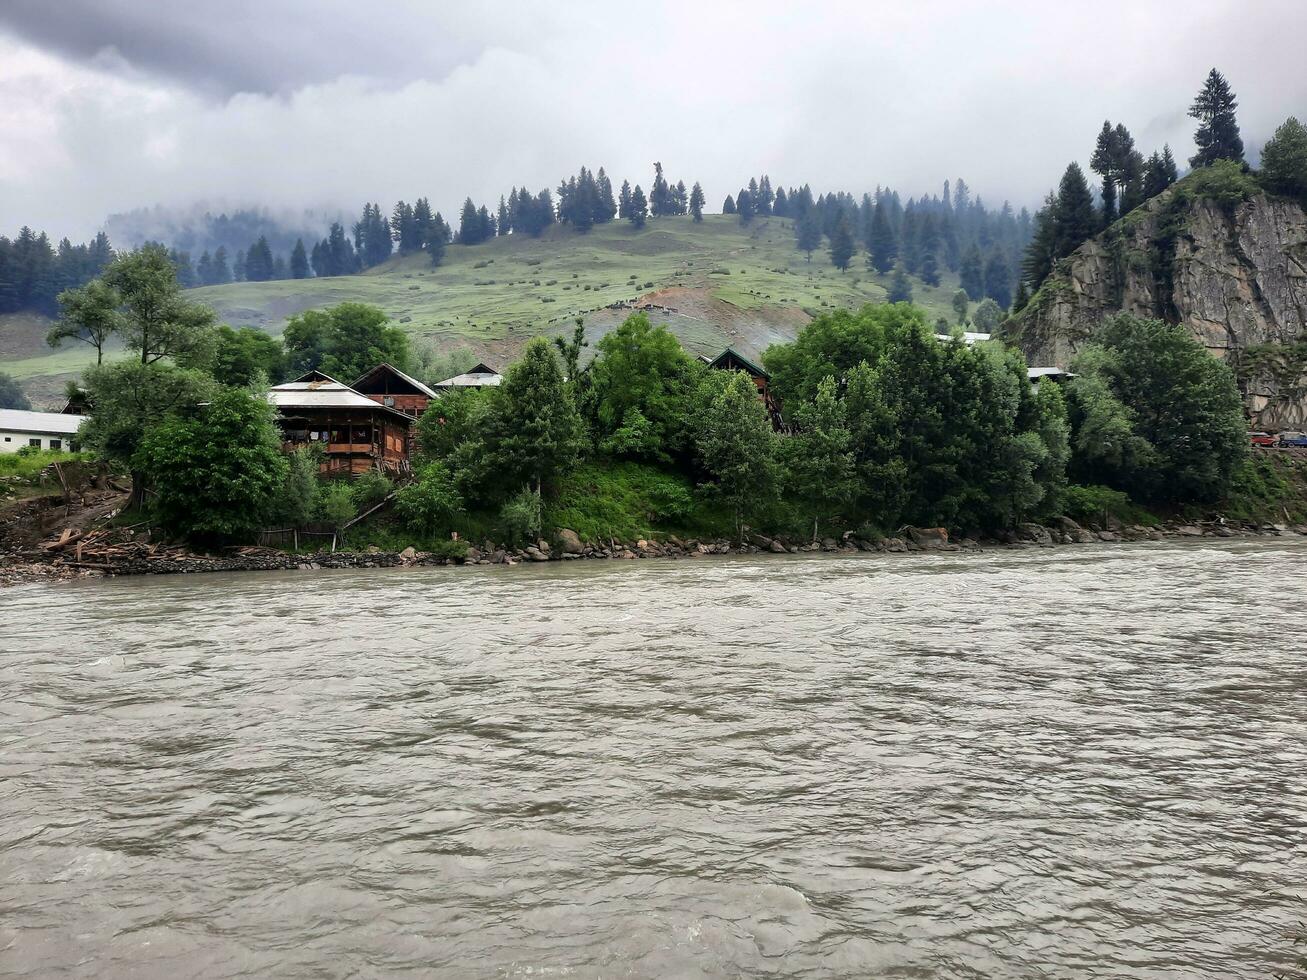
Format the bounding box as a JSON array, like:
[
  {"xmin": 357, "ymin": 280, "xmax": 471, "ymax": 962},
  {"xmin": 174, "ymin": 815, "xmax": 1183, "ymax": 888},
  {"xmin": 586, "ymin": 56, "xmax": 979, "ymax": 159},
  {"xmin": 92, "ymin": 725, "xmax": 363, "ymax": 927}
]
[{"xmin": 0, "ymin": 409, "xmax": 87, "ymax": 454}]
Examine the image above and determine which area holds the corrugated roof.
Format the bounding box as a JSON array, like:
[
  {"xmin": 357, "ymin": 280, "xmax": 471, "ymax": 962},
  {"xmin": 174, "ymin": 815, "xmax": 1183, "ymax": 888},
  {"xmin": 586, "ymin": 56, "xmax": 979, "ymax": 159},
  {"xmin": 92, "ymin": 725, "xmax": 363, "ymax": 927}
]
[
  {"xmin": 934, "ymin": 331, "xmax": 992, "ymax": 345},
  {"xmin": 0, "ymin": 409, "xmax": 87, "ymax": 435},
  {"xmin": 433, "ymin": 371, "xmax": 503, "ymax": 388},
  {"xmin": 352, "ymin": 363, "xmax": 438, "ymax": 398},
  {"xmin": 268, "ymin": 376, "xmax": 414, "ymax": 419},
  {"xmin": 1028, "ymin": 367, "xmax": 1076, "ymax": 379}
]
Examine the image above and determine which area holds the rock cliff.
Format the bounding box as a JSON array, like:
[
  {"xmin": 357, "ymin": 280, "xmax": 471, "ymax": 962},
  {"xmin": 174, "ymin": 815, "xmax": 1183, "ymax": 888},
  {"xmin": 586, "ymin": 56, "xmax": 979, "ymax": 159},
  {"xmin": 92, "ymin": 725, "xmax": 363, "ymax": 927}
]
[{"xmin": 1007, "ymin": 178, "xmax": 1307, "ymax": 429}]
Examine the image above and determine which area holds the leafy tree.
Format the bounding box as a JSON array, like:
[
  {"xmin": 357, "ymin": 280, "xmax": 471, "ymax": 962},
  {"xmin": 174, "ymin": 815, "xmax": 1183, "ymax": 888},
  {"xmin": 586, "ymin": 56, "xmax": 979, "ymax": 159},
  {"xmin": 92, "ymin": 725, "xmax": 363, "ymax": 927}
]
[
  {"xmin": 49, "ymin": 279, "xmax": 122, "ymax": 364},
  {"xmin": 1189, "ymin": 68, "xmax": 1244, "ymax": 168},
  {"xmin": 971, "ymin": 298, "xmax": 1002, "ymax": 332},
  {"xmin": 414, "ymin": 387, "xmax": 492, "ymax": 465},
  {"xmin": 289, "ymin": 238, "xmax": 309, "ymax": 278},
  {"xmin": 485, "ymin": 336, "xmax": 584, "ymax": 496},
  {"xmin": 951, "ymin": 289, "xmax": 969, "ymax": 325},
  {"xmin": 282, "ymin": 302, "xmax": 411, "ymax": 379},
  {"xmin": 887, "ymin": 263, "xmax": 913, "ymax": 303},
  {"xmin": 95, "ymin": 245, "xmax": 218, "ymax": 366},
  {"xmin": 277, "ymin": 445, "xmax": 321, "ymax": 528},
  {"xmin": 828, "ymin": 214, "xmax": 855, "ymax": 271},
  {"xmin": 211, "ymin": 325, "xmax": 287, "ymax": 387},
  {"xmin": 78, "ymin": 360, "xmax": 216, "ymax": 507},
  {"xmin": 695, "ymin": 370, "xmax": 776, "ymax": 541},
  {"xmin": 1260, "ymin": 116, "xmax": 1307, "ymax": 201},
  {"xmin": 783, "ymin": 375, "xmax": 856, "ymax": 540},
  {"xmin": 1067, "ymin": 314, "xmax": 1246, "ymax": 503},
  {"xmin": 795, "ymin": 208, "xmax": 822, "ymax": 261},
  {"xmin": 136, "ymin": 386, "xmax": 287, "ymax": 543},
  {"xmin": 588, "ymin": 313, "xmax": 699, "ymax": 462},
  {"xmin": 395, "ymin": 462, "xmax": 464, "ymax": 536},
  {"xmin": 689, "ymin": 181, "xmax": 706, "ymax": 222},
  {"xmin": 0, "ymin": 371, "xmax": 30, "ymax": 410},
  {"xmin": 316, "ymin": 483, "xmax": 356, "ymax": 531}
]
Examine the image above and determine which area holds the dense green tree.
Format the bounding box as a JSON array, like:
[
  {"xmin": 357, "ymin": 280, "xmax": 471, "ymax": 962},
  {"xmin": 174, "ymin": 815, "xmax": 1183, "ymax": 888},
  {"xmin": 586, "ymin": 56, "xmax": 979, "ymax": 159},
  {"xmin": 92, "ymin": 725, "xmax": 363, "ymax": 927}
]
[
  {"xmin": 689, "ymin": 181, "xmax": 706, "ymax": 222},
  {"xmin": 628, "ymin": 185, "xmax": 648, "ymax": 228},
  {"xmin": 588, "ymin": 313, "xmax": 700, "ymax": 462},
  {"xmin": 289, "ymin": 238, "xmax": 309, "ymax": 278},
  {"xmin": 395, "ymin": 462, "xmax": 465, "ymax": 537},
  {"xmin": 887, "ymin": 263, "xmax": 913, "ymax": 303},
  {"xmin": 618, "ymin": 180, "xmax": 633, "ymax": 220},
  {"xmin": 782, "ymin": 375, "xmax": 856, "ymax": 540},
  {"xmin": 722, "ymin": 194, "xmax": 736, "ymax": 215},
  {"xmin": 1067, "ymin": 314, "xmax": 1246, "ymax": 503},
  {"xmin": 867, "ymin": 199, "xmax": 897, "ymax": 274},
  {"xmin": 1052, "ymin": 162, "xmax": 1096, "ymax": 260},
  {"xmin": 244, "ymin": 236, "xmax": 275, "ymax": 282},
  {"xmin": 828, "ymin": 214, "xmax": 855, "ymax": 271},
  {"xmin": 282, "ymin": 302, "xmax": 411, "ymax": 379},
  {"xmin": 951, "ymin": 289, "xmax": 969, "ymax": 325},
  {"xmin": 1260, "ymin": 116, "xmax": 1307, "ymax": 201},
  {"xmin": 90, "ymin": 245, "xmax": 219, "ymax": 366},
  {"xmin": 276, "ymin": 446, "xmax": 321, "ymax": 528},
  {"xmin": 649, "ymin": 162, "xmax": 673, "ymax": 217},
  {"xmin": 486, "ymin": 337, "xmax": 584, "ymax": 496},
  {"xmin": 695, "ymin": 370, "xmax": 776, "ymax": 541},
  {"xmin": 596, "ymin": 168, "xmax": 617, "ymax": 222},
  {"xmin": 796, "ymin": 208, "xmax": 822, "ymax": 261},
  {"xmin": 959, "ymin": 244, "xmax": 984, "ymax": 300},
  {"xmin": 211, "ymin": 325, "xmax": 287, "ymax": 387},
  {"xmin": 136, "ymin": 386, "xmax": 287, "ymax": 543},
  {"xmin": 983, "ymin": 247, "xmax": 1012, "ymax": 309},
  {"xmin": 0, "ymin": 371, "xmax": 30, "ymax": 410},
  {"xmin": 49, "ymin": 279, "xmax": 122, "ymax": 365},
  {"xmin": 1011, "ymin": 280, "xmax": 1031, "ymax": 314},
  {"xmin": 736, "ymin": 186, "xmax": 755, "ymax": 223},
  {"xmin": 1189, "ymin": 68, "xmax": 1244, "ymax": 168},
  {"xmin": 971, "ymin": 298, "xmax": 1002, "ymax": 332}
]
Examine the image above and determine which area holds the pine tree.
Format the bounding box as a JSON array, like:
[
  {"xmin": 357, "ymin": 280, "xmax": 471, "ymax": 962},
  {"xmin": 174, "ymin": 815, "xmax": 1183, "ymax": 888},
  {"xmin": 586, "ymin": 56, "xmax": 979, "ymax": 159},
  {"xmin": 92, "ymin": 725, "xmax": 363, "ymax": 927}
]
[
  {"xmin": 212, "ymin": 246, "xmax": 231, "ymax": 284},
  {"xmin": 722, "ymin": 194, "xmax": 736, "ymax": 215},
  {"xmin": 959, "ymin": 245, "xmax": 984, "ymax": 300},
  {"xmin": 1052, "ymin": 163, "xmax": 1096, "ymax": 260},
  {"xmin": 649, "ymin": 162, "xmax": 672, "ymax": 217},
  {"xmin": 1012, "ymin": 280, "xmax": 1031, "ymax": 314},
  {"xmin": 619, "ymin": 180, "xmax": 633, "ymax": 221},
  {"xmin": 458, "ymin": 198, "xmax": 481, "ymax": 245},
  {"xmin": 673, "ymin": 180, "xmax": 688, "ymax": 215},
  {"xmin": 736, "ymin": 187, "xmax": 755, "ymax": 223},
  {"xmin": 290, "ymin": 239, "xmax": 309, "ymax": 279},
  {"xmin": 983, "ymin": 247, "xmax": 1012, "ymax": 309},
  {"xmin": 1021, "ymin": 194, "xmax": 1057, "ymax": 288},
  {"xmin": 867, "ymin": 199, "xmax": 897, "ymax": 274},
  {"xmin": 1189, "ymin": 68, "xmax": 1244, "ymax": 168},
  {"xmin": 887, "ymin": 263, "xmax": 913, "ymax": 303},
  {"xmin": 689, "ymin": 181, "xmax": 706, "ymax": 222},
  {"xmin": 757, "ymin": 175, "xmax": 774, "ymax": 216},
  {"xmin": 1260, "ymin": 116, "xmax": 1307, "ymax": 200},
  {"xmin": 629, "ymin": 185, "xmax": 647, "ymax": 228},
  {"xmin": 497, "ymin": 196, "xmax": 511, "ymax": 236},
  {"xmin": 773, "ymin": 186, "xmax": 789, "ymax": 217},
  {"xmin": 796, "ymin": 208, "xmax": 822, "ymax": 261},
  {"xmin": 596, "ymin": 168, "xmax": 617, "ymax": 222}
]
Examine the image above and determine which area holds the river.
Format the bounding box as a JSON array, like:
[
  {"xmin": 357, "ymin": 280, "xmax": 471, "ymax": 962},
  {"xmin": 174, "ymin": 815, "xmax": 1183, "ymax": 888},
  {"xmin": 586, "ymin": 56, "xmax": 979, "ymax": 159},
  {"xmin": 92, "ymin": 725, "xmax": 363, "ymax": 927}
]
[{"xmin": 2, "ymin": 541, "xmax": 1305, "ymax": 978}]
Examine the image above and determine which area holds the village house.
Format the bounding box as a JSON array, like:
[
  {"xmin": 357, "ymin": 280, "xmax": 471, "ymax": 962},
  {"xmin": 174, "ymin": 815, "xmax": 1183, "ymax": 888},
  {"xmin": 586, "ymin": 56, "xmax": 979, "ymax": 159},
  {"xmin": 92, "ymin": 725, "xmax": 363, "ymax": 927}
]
[
  {"xmin": 352, "ymin": 363, "xmax": 438, "ymax": 418},
  {"xmin": 0, "ymin": 409, "xmax": 87, "ymax": 454},
  {"xmin": 703, "ymin": 347, "xmax": 784, "ymax": 430},
  {"xmin": 267, "ymin": 371, "xmax": 413, "ymax": 477},
  {"xmin": 432, "ymin": 362, "xmax": 503, "ymax": 391}
]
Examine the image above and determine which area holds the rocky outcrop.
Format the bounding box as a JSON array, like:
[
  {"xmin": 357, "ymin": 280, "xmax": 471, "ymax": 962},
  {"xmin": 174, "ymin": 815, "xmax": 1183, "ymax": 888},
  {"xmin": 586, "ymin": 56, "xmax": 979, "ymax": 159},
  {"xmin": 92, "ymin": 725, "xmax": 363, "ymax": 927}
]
[{"xmin": 1009, "ymin": 184, "xmax": 1307, "ymax": 429}]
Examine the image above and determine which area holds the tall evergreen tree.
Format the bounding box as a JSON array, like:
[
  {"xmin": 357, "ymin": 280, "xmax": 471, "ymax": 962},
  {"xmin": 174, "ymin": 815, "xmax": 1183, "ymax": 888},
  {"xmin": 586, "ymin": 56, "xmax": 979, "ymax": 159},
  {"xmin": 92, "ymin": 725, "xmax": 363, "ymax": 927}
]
[
  {"xmin": 722, "ymin": 194, "xmax": 736, "ymax": 215},
  {"xmin": 796, "ymin": 208, "xmax": 822, "ymax": 261},
  {"xmin": 618, "ymin": 180, "xmax": 633, "ymax": 221},
  {"xmin": 867, "ymin": 199, "xmax": 897, "ymax": 274},
  {"xmin": 887, "ymin": 263, "xmax": 913, "ymax": 303},
  {"xmin": 1189, "ymin": 68, "xmax": 1244, "ymax": 168},
  {"xmin": 649, "ymin": 162, "xmax": 673, "ymax": 217},
  {"xmin": 983, "ymin": 247, "xmax": 1012, "ymax": 310},
  {"xmin": 629, "ymin": 185, "xmax": 648, "ymax": 228},
  {"xmin": 689, "ymin": 181, "xmax": 706, "ymax": 222},
  {"xmin": 1051, "ymin": 163, "xmax": 1096, "ymax": 261},
  {"xmin": 959, "ymin": 245, "xmax": 984, "ymax": 300},
  {"xmin": 1259, "ymin": 117, "xmax": 1307, "ymax": 200},
  {"xmin": 290, "ymin": 238, "xmax": 309, "ymax": 279},
  {"xmin": 596, "ymin": 168, "xmax": 617, "ymax": 222}
]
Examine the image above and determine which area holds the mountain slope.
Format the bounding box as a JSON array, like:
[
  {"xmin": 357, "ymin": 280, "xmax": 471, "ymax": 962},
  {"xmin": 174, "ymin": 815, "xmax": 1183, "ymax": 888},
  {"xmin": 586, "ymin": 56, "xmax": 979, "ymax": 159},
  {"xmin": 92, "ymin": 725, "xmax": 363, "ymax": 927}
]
[{"xmin": 1007, "ymin": 166, "xmax": 1307, "ymax": 428}]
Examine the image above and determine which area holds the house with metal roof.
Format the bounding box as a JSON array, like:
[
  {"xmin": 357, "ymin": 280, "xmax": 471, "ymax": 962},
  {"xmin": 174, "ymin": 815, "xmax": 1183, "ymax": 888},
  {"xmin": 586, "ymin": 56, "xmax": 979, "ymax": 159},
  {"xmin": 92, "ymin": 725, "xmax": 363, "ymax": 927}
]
[
  {"xmin": 352, "ymin": 363, "xmax": 438, "ymax": 417},
  {"xmin": 0, "ymin": 409, "xmax": 87, "ymax": 454},
  {"xmin": 267, "ymin": 371, "xmax": 413, "ymax": 477},
  {"xmin": 704, "ymin": 347, "xmax": 784, "ymax": 430},
  {"xmin": 432, "ymin": 362, "xmax": 503, "ymax": 390}
]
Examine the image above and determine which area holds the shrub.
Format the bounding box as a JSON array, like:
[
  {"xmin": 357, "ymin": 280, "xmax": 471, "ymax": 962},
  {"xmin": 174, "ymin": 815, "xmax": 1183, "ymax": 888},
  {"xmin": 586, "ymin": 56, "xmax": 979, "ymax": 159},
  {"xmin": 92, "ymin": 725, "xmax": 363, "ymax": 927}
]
[
  {"xmin": 394, "ymin": 462, "xmax": 463, "ymax": 536},
  {"xmin": 1061, "ymin": 484, "xmax": 1155, "ymax": 526},
  {"xmin": 500, "ymin": 489, "xmax": 543, "ymax": 546},
  {"xmin": 316, "ymin": 482, "xmax": 356, "ymax": 530},
  {"xmin": 350, "ymin": 471, "xmax": 393, "ymax": 511}
]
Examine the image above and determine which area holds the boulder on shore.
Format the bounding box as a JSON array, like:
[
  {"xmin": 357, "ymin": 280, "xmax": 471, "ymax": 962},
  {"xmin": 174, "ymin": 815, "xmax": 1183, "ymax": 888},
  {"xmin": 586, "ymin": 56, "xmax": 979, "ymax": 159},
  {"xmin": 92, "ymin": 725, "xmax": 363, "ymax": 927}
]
[
  {"xmin": 557, "ymin": 528, "xmax": 583, "ymax": 555},
  {"xmin": 904, "ymin": 526, "xmax": 949, "ymax": 549}
]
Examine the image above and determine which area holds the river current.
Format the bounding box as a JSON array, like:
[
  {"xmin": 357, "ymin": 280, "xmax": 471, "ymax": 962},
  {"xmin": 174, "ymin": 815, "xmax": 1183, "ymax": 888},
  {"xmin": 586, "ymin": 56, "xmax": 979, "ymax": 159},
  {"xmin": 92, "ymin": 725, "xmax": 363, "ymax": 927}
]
[{"xmin": 2, "ymin": 541, "xmax": 1305, "ymax": 978}]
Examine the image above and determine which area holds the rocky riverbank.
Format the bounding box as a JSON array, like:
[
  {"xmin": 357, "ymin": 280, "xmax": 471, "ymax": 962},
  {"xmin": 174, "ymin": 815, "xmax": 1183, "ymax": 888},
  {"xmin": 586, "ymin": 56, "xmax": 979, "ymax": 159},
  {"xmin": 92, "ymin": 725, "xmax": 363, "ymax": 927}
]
[{"xmin": 4, "ymin": 514, "xmax": 1306, "ymax": 587}]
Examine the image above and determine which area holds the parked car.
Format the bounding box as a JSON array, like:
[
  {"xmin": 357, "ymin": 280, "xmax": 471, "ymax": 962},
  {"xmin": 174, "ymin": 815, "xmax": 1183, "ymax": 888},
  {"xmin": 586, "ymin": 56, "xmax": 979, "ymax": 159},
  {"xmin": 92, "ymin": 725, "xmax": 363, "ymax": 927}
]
[
  {"xmin": 1279, "ymin": 431, "xmax": 1307, "ymax": 447},
  {"xmin": 1249, "ymin": 431, "xmax": 1277, "ymax": 447}
]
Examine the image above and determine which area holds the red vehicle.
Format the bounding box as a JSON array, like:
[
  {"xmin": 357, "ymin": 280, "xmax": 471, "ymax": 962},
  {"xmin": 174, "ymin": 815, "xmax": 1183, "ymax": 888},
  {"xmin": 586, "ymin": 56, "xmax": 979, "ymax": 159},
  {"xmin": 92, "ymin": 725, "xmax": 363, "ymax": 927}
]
[{"xmin": 1249, "ymin": 431, "xmax": 1277, "ymax": 447}]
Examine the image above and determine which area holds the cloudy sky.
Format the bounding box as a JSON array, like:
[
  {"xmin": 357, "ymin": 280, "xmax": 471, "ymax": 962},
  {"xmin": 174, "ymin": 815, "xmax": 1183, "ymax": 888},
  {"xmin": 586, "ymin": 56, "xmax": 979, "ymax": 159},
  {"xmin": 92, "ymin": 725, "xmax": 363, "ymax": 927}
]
[{"xmin": 2, "ymin": 0, "xmax": 1305, "ymax": 240}]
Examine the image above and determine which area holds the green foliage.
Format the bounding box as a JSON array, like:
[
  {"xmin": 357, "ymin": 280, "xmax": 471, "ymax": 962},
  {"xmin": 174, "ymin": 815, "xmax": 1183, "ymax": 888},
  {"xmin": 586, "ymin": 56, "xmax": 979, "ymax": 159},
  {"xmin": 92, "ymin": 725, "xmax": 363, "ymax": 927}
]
[
  {"xmin": 394, "ymin": 462, "xmax": 463, "ymax": 536},
  {"xmin": 588, "ymin": 313, "xmax": 700, "ymax": 463},
  {"xmin": 78, "ymin": 360, "xmax": 217, "ymax": 469},
  {"xmin": 135, "ymin": 386, "xmax": 288, "ymax": 543},
  {"xmin": 1060, "ymin": 484, "xmax": 1156, "ymax": 526},
  {"xmin": 972, "ymin": 298, "xmax": 1002, "ymax": 332},
  {"xmin": 1259, "ymin": 116, "xmax": 1307, "ymax": 202},
  {"xmin": 828, "ymin": 214, "xmax": 855, "ymax": 271},
  {"xmin": 316, "ymin": 482, "xmax": 356, "ymax": 530},
  {"xmin": 1067, "ymin": 314, "xmax": 1246, "ymax": 503},
  {"xmin": 277, "ymin": 445, "xmax": 321, "ymax": 527},
  {"xmin": 500, "ymin": 488, "xmax": 544, "ymax": 545},
  {"xmin": 1188, "ymin": 68, "xmax": 1244, "ymax": 169},
  {"xmin": 283, "ymin": 302, "xmax": 412, "ymax": 380},
  {"xmin": 782, "ymin": 375, "xmax": 857, "ymax": 538},
  {"xmin": 887, "ymin": 264, "xmax": 913, "ymax": 303},
  {"xmin": 695, "ymin": 371, "xmax": 777, "ymax": 538},
  {"xmin": 349, "ymin": 470, "xmax": 393, "ymax": 511},
  {"xmin": 548, "ymin": 461, "xmax": 702, "ymax": 542},
  {"xmin": 1218, "ymin": 453, "xmax": 1307, "ymax": 524},
  {"xmin": 49, "ymin": 278, "xmax": 123, "ymax": 365},
  {"xmin": 0, "ymin": 370, "xmax": 30, "ymax": 410},
  {"xmin": 101, "ymin": 244, "xmax": 219, "ymax": 366},
  {"xmin": 211, "ymin": 325, "xmax": 287, "ymax": 387}
]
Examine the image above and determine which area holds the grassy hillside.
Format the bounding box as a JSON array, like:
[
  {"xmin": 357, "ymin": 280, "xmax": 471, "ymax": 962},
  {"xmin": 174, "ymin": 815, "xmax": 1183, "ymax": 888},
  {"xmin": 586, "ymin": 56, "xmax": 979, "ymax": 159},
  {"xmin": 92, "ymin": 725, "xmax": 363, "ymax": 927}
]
[{"xmin": 2, "ymin": 215, "xmax": 963, "ymax": 404}]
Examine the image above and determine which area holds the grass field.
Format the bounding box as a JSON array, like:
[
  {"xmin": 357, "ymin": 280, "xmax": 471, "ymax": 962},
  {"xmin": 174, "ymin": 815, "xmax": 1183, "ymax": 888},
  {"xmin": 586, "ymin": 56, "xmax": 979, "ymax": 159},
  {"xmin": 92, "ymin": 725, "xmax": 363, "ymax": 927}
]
[{"xmin": 3, "ymin": 214, "xmax": 963, "ymax": 406}]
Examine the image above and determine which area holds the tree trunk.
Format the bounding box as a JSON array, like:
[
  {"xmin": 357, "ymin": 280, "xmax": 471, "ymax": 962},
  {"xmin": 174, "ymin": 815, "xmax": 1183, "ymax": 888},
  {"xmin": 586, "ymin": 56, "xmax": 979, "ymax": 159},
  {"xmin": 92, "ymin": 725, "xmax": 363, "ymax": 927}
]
[{"xmin": 128, "ymin": 470, "xmax": 145, "ymax": 511}]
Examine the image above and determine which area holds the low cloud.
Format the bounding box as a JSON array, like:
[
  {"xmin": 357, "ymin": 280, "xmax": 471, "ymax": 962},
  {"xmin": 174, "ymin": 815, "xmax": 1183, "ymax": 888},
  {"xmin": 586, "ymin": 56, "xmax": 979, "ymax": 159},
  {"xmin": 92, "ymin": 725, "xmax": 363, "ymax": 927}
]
[{"xmin": 2, "ymin": 1, "xmax": 1305, "ymax": 240}]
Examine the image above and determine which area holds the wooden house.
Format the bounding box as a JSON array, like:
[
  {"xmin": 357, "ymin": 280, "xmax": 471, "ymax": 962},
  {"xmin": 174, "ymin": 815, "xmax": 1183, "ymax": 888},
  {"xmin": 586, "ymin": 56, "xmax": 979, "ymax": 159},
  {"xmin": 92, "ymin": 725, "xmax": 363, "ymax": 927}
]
[
  {"xmin": 705, "ymin": 347, "xmax": 784, "ymax": 430},
  {"xmin": 352, "ymin": 363, "xmax": 438, "ymax": 418},
  {"xmin": 268, "ymin": 371, "xmax": 413, "ymax": 477},
  {"xmin": 432, "ymin": 362, "xmax": 503, "ymax": 391}
]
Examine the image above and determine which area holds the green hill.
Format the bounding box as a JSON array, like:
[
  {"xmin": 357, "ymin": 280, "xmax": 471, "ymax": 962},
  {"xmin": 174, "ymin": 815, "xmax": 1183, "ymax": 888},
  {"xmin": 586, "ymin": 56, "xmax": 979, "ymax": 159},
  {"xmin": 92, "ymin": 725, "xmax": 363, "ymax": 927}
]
[{"xmin": 3, "ymin": 215, "xmax": 962, "ymax": 406}]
